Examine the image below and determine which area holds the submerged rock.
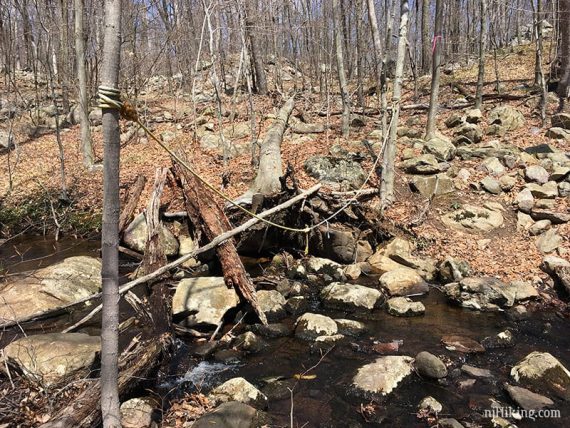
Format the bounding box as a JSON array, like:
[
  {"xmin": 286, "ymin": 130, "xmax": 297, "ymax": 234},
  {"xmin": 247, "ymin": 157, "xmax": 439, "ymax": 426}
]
[
  {"xmin": 504, "ymin": 384, "xmax": 554, "ymax": 410},
  {"xmin": 481, "ymin": 330, "xmax": 515, "ymax": 349},
  {"xmin": 441, "ymin": 335, "xmax": 485, "ymax": 353},
  {"xmin": 295, "ymin": 313, "xmax": 338, "ymax": 340},
  {"xmin": 335, "ymin": 319, "xmax": 367, "ymax": 336},
  {"xmin": 461, "ymin": 364, "xmax": 493, "ymax": 378},
  {"xmin": 172, "ymin": 277, "xmax": 239, "ymax": 327},
  {"xmin": 415, "ymin": 351, "xmax": 448, "ymax": 379},
  {"xmin": 352, "ymin": 356, "xmax": 414, "ymax": 397},
  {"xmin": 193, "ymin": 401, "xmax": 257, "ymax": 428},
  {"xmin": 511, "ymin": 352, "xmax": 570, "ymax": 400},
  {"xmin": 320, "ymin": 282, "xmax": 382, "ymax": 311},
  {"xmin": 2, "ymin": 333, "xmax": 100, "ymax": 386},
  {"xmin": 0, "ymin": 256, "xmax": 101, "ymax": 323}
]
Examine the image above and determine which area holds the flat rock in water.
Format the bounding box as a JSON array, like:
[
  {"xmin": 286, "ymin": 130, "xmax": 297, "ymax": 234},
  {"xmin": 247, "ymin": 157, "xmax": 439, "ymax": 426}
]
[
  {"xmin": 379, "ymin": 268, "xmax": 429, "ymax": 296},
  {"xmin": 461, "ymin": 364, "xmax": 492, "ymax": 378},
  {"xmin": 295, "ymin": 313, "xmax": 338, "ymax": 340},
  {"xmin": 209, "ymin": 377, "xmax": 267, "ymax": 409},
  {"xmin": 172, "ymin": 277, "xmax": 239, "ymax": 327},
  {"xmin": 192, "ymin": 401, "xmax": 257, "ymax": 428},
  {"xmin": 2, "ymin": 333, "xmax": 100, "ymax": 386},
  {"xmin": 442, "ymin": 277, "xmax": 514, "ymax": 311},
  {"xmin": 511, "ymin": 351, "xmax": 570, "ymax": 400},
  {"xmin": 320, "ymin": 282, "xmax": 382, "ymax": 311},
  {"xmin": 441, "ymin": 335, "xmax": 485, "ymax": 353},
  {"xmin": 352, "ymin": 356, "xmax": 414, "ymax": 397},
  {"xmin": 387, "ymin": 297, "xmax": 425, "ymax": 316},
  {"xmin": 504, "ymin": 384, "xmax": 554, "ymax": 410},
  {"xmin": 0, "ymin": 256, "xmax": 101, "ymax": 323}
]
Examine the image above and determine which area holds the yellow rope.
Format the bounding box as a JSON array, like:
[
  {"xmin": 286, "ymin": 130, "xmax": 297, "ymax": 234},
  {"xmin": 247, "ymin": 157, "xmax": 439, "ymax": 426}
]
[{"xmin": 97, "ymin": 86, "xmax": 389, "ymax": 245}]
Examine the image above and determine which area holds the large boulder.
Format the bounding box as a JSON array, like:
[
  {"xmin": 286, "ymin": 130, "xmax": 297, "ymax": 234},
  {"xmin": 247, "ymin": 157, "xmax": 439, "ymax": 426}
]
[
  {"xmin": 487, "ymin": 106, "xmax": 525, "ymax": 135},
  {"xmin": 123, "ymin": 213, "xmax": 179, "ymax": 256},
  {"xmin": 352, "ymin": 356, "xmax": 414, "ymax": 397},
  {"xmin": 0, "ymin": 256, "xmax": 101, "ymax": 323},
  {"xmin": 423, "ymin": 137, "xmax": 456, "ymax": 161},
  {"xmin": 441, "ymin": 203, "xmax": 504, "ymax": 233},
  {"xmin": 304, "ymin": 155, "xmax": 366, "ymax": 189},
  {"xmin": 2, "ymin": 333, "xmax": 100, "ymax": 386},
  {"xmin": 511, "ymin": 352, "xmax": 570, "ymax": 400},
  {"xmin": 320, "ymin": 282, "xmax": 382, "ymax": 311},
  {"xmin": 453, "ymin": 123, "xmax": 483, "ymax": 145},
  {"xmin": 442, "ymin": 277, "xmax": 515, "ymax": 311},
  {"xmin": 172, "ymin": 277, "xmax": 239, "ymax": 327}
]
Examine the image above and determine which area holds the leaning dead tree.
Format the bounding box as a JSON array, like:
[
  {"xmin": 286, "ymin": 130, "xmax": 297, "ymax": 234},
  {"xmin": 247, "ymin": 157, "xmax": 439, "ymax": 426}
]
[
  {"xmin": 250, "ymin": 95, "xmax": 295, "ymax": 196},
  {"xmin": 173, "ymin": 156, "xmax": 268, "ymax": 325}
]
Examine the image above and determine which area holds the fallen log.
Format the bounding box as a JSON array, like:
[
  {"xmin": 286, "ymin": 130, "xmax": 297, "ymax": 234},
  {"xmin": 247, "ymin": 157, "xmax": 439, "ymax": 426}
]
[
  {"xmin": 4, "ymin": 184, "xmax": 321, "ymax": 332},
  {"xmin": 141, "ymin": 168, "xmax": 168, "ymax": 276},
  {"xmin": 173, "ymin": 156, "xmax": 268, "ymax": 325},
  {"xmin": 118, "ymin": 175, "xmax": 146, "ymax": 235}
]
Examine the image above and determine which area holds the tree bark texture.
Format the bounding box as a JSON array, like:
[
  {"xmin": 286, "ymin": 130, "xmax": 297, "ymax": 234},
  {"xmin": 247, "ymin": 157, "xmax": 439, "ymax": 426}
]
[
  {"xmin": 425, "ymin": 0, "xmax": 443, "ymax": 140},
  {"xmin": 475, "ymin": 0, "xmax": 487, "ymax": 110},
  {"xmin": 558, "ymin": 0, "xmax": 570, "ymax": 101},
  {"xmin": 333, "ymin": 0, "xmax": 351, "ymax": 138}
]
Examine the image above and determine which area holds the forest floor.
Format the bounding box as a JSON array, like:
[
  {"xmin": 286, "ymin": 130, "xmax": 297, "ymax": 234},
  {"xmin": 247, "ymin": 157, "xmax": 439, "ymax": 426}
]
[{"xmin": 0, "ymin": 42, "xmax": 568, "ymax": 285}]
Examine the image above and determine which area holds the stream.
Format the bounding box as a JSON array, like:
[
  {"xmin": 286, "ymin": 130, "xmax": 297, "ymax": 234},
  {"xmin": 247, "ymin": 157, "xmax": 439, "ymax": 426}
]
[{"xmin": 1, "ymin": 236, "xmax": 569, "ymax": 427}]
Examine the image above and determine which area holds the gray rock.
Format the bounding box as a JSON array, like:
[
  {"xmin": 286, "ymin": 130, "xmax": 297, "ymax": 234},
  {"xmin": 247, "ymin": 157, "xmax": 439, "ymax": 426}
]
[
  {"xmin": 209, "ymin": 378, "xmax": 267, "ymax": 408},
  {"xmin": 320, "ymin": 282, "xmax": 382, "ymax": 311},
  {"xmin": 551, "ymin": 112, "xmax": 570, "ymax": 129},
  {"xmin": 439, "ymin": 418, "xmax": 465, "ymax": 428},
  {"xmin": 511, "ymin": 351, "xmax": 570, "ymax": 400},
  {"xmin": 481, "ymin": 157, "xmax": 506, "ymax": 175},
  {"xmin": 120, "ymin": 397, "xmax": 156, "ymax": 428},
  {"xmin": 123, "ymin": 213, "xmax": 179, "ymax": 256},
  {"xmin": 423, "ymin": 137, "xmax": 456, "ymax": 161},
  {"xmin": 172, "ymin": 277, "xmax": 239, "ymax": 327},
  {"xmin": 517, "ymin": 211, "xmax": 534, "ymax": 230},
  {"xmin": 529, "ymin": 219, "xmax": 551, "ymax": 236},
  {"xmin": 291, "ymin": 122, "xmax": 325, "ymax": 134},
  {"xmin": 334, "ymin": 319, "xmax": 367, "ymax": 336},
  {"xmin": 515, "ymin": 188, "xmax": 535, "ymax": 212},
  {"xmin": 499, "ymin": 175, "xmax": 517, "ymax": 191},
  {"xmin": 546, "ymin": 127, "xmax": 570, "ymax": 140},
  {"xmin": 525, "ymin": 165, "xmax": 550, "ymax": 184},
  {"xmin": 530, "ymin": 208, "xmax": 570, "ymax": 224},
  {"xmin": 410, "ymin": 173, "xmax": 455, "ymax": 198},
  {"xmin": 461, "ymin": 364, "xmax": 493, "ymax": 378},
  {"xmin": 352, "ymin": 356, "xmax": 414, "ymax": 397},
  {"xmin": 445, "ymin": 114, "xmax": 464, "ymax": 128},
  {"xmin": 256, "ymin": 290, "xmax": 287, "ymax": 321},
  {"xmin": 418, "ymin": 396, "xmax": 443, "ymax": 413},
  {"xmin": 441, "ymin": 335, "xmax": 485, "ymax": 353},
  {"xmin": 439, "ymin": 257, "xmax": 471, "ymax": 282},
  {"xmin": 442, "ymin": 276, "xmax": 514, "ymax": 311},
  {"xmin": 379, "ymin": 268, "xmax": 429, "ymax": 296},
  {"xmin": 402, "ymin": 154, "xmax": 450, "ymax": 174},
  {"xmin": 559, "ymin": 182, "xmax": 570, "ymax": 197},
  {"xmin": 505, "ymin": 384, "xmax": 554, "ymax": 410},
  {"xmin": 0, "ymin": 256, "xmax": 101, "ymax": 323},
  {"xmin": 465, "ymin": 108, "xmax": 482, "ymax": 124},
  {"xmin": 88, "ymin": 108, "xmax": 102, "ymax": 125},
  {"xmin": 387, "ymin": 297, "xmax": 425, "ymax": 316},
  {"xmin": 192, "ymin": 401, "xmax": 257, "ymax": 428},
  {"xmin": 295, "ymin": 313, "xmax": 337, "ymax": 340},
  {"xmin": 481, "ymin": 176, "xmax": 502, "ymax": 194},
  {"xmin": 0, "ymin": 129, "xmax": 15, "ymax": 150},
  {"xmin": 482, "ymin": 330, "xmax": 515, "ymax": 349},
  {"xmin": 344, "ymin": 264, "xmax": 362, "ymax": 280},
  {"xmin": 415, "ymin": 351, "xmax": 448, "ymax": 379},
  {"xmin": 304, "ymin": 155, "xmax": 366, "ymax": 189},
  {"xmin": 233, "ymin": 332, "xmax": 265, "ymax": 353},
  {"xmin": 525, "ymin": 181, "xmax": 558, "ymax": 199},
  {"xmin": 488, "ymin": 105, "xmax": 525, "ymax": 134},
  {"xmin": 441, "ymin": 204, "xmax": 504, "ymax": 233},
  {"xmin": 2, "ymin": 333, "xmax": 100, "ymax": 386},
  {"xmin": 453, "ymin": 123, "xmax": 483, "ymax": 145},
  {"xmin": 285, "ymin": 296, "xmax": 308, "ymax": 315},
  {"xmin": 249, "ymin": 323, "xmax": 292, "ymax": 338},
  {"xmin": 550, "ymin": 166, "xmax": 570, "ymax": 181},
  {"xmin": 535, "ymin": 228, "xmax": 563, "ymax": 253}
]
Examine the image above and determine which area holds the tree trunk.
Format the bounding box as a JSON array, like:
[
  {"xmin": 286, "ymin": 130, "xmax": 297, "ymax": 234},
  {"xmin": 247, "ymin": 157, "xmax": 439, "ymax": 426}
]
[
  {"xmin": 558, "ymin": 0, "xmax": 570, "ymax": 102},
  {"xmin": 100, "ymin": 0, "xmax": 122, "ymax": 426},
  {"xmin": 380, "ymin": 0, "xmax": 409, "ymax": 208},
  {"xmin": 421, "ymin": 0, "xmax": 430, "ymax": 74},
  {"xmin": 250, "ymin": 96, "xmax": 295, "ymax": 195},
  {"xmin": 245, "ymin": 3, "xmax": 268, "ymax": 95},
  {"xmin": 367, "ymin": 0, "xmax": 383, "ymax": 110},
  {"xmin": 141, "ymin": 168, "xmax": 168, "ymax": 276},
  {"xmin": 425, "ymin": 0, "xmax": 443, "ymax": 140},
  {"xmin": 475, "ymin": 0, "xmax": 487, "ymax": 110},
  {"xmin": 74, "ymin": 0, "xmax": 94, "ymax": 168},
  {"xmin": 333, "ymin": 0, "xmax": 351, "ymax": 137},
  {"xmin": 58, "ymin": 0, "xmax": 70, "ymax": 114}
]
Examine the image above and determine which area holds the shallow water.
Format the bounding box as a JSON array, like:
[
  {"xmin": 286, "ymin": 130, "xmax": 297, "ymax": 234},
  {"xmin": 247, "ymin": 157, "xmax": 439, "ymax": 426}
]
[{"xmin": 1, "ymin": 237, "xmax": 569, "ymax": 427}]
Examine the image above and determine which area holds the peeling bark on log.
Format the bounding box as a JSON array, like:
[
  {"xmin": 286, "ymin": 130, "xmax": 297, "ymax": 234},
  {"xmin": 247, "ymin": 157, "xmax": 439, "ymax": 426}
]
[
  {"xmin": 118, "ymin": 175, "xmax": 146, "ymax": 235},
  {"xmin": 141, "ymin": 168, "xmax": 168, "ymax": 276},
  {"xmin": 172, "ymin": 157, "xmax": 268, "ymax": 325}
]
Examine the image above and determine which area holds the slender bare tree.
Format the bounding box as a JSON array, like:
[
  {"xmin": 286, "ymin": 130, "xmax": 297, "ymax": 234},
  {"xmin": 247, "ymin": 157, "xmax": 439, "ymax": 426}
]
[
  {"xmin": 425, "ymin": 0, "xmax": 443, "ymax": 140},
  {"xmin": 475, "ymin": 0, "xmax": 487, "ymax": 110},
  {"xmin": 558, "ymin": 0, "xmax": 570, "ymax": 103},
  {"xmin": 380, "ymin": 0, "xmax": 409, "ymax": 208},
  {"xmin": 74, "ymin": 0, "xmax": 94, "ymax": 168},
  {"xmin": 333, "ymin": 0, "xmax": 351, "ymax": 137},
  {"xmin": 100, "ymin": 0, "xmax": 122, "ymax": 426}
]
